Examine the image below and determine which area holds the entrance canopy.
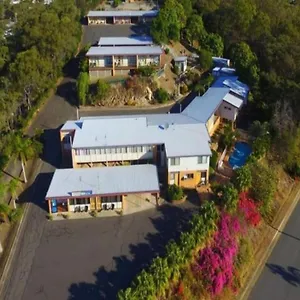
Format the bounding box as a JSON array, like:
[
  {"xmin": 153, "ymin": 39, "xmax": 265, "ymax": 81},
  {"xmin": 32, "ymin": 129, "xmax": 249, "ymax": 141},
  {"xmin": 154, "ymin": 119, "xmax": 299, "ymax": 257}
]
[{"xmin": 45, "ymin": 164, "xmax": 159, "ymax": 200}]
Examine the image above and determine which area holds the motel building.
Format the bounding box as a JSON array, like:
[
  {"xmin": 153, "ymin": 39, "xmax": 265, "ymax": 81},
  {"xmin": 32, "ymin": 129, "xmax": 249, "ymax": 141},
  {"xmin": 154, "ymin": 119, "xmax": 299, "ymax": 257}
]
[
  {"xmin": 46, "ymin": 165, "xmax": 160, "ymax": 215},
  {"xmin": 87, "ymin": 43, "xmax": 163, "ymax": 78},
  {"xmin": 87, "ymin": 10, "xmax": 158, "ymax": 25},
  {"xmin": 47, "ymin": 69, "xmax": 249, "ymax": 216}
]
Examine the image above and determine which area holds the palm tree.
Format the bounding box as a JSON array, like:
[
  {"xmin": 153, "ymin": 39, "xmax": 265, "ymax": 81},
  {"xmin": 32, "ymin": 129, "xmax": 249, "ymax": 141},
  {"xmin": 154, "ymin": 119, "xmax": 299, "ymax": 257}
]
[
  {"xmin": 6, "ymin": 133, "xmax": 42, "ymax": 183},
  {"xmin": 7, "ymin": 178, "xmax": 21, "ymax": 209}
]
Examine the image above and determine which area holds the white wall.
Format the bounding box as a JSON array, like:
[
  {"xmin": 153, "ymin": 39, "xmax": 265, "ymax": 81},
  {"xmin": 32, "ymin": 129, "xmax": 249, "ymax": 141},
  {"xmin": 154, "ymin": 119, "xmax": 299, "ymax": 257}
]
[
  {"xmin": 75, "ymin": 150, "xmax": 153, "ymax": 164},
  {"xmin": 219, "ymin": 101, "xmax": 239, "ymax": 121},
  {"xmin": 168, "ymin": 156, "xmax": 210, "ymax": 172}
]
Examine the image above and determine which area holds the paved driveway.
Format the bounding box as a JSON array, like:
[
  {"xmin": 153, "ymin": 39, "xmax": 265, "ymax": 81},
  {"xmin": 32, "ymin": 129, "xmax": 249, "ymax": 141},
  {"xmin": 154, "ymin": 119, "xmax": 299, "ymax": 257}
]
[
  {"xmin": 249, "ymin": 200, "xmax": 300, "ymax": 300},
  {"xmin": 22, "ymin": 202, "xmax": 197, "ymax": 300},
  {"xmin": 82, "ymin": 24, "xmax": 150, "ymax": 46}
]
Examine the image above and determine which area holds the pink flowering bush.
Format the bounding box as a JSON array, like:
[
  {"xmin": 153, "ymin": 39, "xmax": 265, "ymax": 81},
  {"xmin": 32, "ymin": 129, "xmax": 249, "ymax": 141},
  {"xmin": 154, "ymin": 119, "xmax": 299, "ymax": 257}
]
[
  {"xmin": 193, "ymin": 213, "xmax": 242, "ymax": 296},
  {"xmin": 239, "ymin": 192, "xmax": 261, "ymax": 227}
]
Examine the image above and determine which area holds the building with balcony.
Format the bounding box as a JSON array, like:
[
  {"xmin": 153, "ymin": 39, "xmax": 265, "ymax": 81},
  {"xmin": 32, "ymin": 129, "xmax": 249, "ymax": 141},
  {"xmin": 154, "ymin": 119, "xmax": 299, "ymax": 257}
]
[
  {"xmin": 87, "ymin": 10, "xmax": 158, "ymax": 25},
  {"xmin": 46, "ymin": 71, "xmax": 249, "ymax": 216},
  {"xmin": 86, "ymin": 45, "xmax": 163, "ymax": 78}
]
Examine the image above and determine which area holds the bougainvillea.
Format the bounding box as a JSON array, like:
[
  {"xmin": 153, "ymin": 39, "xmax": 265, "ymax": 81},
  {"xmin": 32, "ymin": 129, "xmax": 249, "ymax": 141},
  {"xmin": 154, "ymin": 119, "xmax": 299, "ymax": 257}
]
[
  {"xmin": 193, "ymin": 213, "xmax": 242, "ymax": 296},
  {"xmin": 239, "ymin": 192, "xmax": 261, "ymax": 227}
]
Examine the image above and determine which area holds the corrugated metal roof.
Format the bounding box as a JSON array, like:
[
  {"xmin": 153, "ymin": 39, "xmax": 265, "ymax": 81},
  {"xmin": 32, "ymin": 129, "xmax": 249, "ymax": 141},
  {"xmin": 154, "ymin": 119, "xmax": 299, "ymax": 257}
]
[
  {"xmin": 98, "ymin": 36, "xmax": 153, "ymax": 46},
  {"xmin": 86, "ymin": 46, "xmax": 162, "ymax": 56},
  {"xmin": 223, "ymin": 93, "xmax": 243, "ymax": 108},
  {"xmin": 182, "ymin": 87, "xmax": 231, "ymax": 123},
  {"xmin": 212, "ymin": 76, "xmax": 249, "ymax": 99},
  {"xmin": 174, "ymin": 56, "xmax": 187, "ymax": 62},
  {"xmin": 61, "ymin": 120, "xmax": 83, "ymax": 131},
  {"xmin": 71, "ymin": 117, "xmax": 211, "ymax": 157},
  {"xmin": 87, "ymin": 10, "xmax": 158, "ymax": 18},
  {"xmin": 212, "ymin": 57, "xmax": 230, "ymax": 67},
  {"xmin": 45, "ymin": 165, "xmax": 159, "ymax": 199},
  {"xmin": 80, "ymin": 113, "xmax": 199, "ymax": 125}
]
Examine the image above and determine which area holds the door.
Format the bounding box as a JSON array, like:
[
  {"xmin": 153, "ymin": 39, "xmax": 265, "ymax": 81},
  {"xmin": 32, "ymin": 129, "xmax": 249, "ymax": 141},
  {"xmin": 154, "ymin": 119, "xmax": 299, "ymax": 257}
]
[{"xmin": 51, "ymin": 199, "xmax": 57, "ymax": 213}]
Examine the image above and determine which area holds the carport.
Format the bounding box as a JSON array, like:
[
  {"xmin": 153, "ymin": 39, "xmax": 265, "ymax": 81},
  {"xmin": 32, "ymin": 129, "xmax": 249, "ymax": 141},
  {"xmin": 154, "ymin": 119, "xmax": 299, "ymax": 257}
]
[{"xmin": 45, "ymin": 164, "xmax": 160, "ymax": 215}]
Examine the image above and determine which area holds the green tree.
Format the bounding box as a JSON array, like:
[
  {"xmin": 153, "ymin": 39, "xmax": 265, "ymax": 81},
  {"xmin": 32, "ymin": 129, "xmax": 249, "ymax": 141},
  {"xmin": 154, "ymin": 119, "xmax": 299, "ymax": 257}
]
[
  {"xmin": 250, "ymin": 163, "xmax": 277, "ymax": 217},
  {"xmin": 233, "ymin": 165, "xmax": 252, "ymax": 192},
  {"xmin": 151, "ymin": 0, "xmax": 186, "ymax": 43},
  {"xmin": 5, "ymin": 133, "xmax": 42, "ymax": 183},
  {"xmin": 230, "ymin": 42, "xmax": 260, "ymax": 86},
  {"xmin": 198, "ymin": 48, "xmax": 213, "ymax": 71},
  {"xmin": 96, "ymin": 79, "xmax": 110, "ymax": 100},
  {"xmin": 76, "ymin": 72, "xmax": 89, "ymax": 106},
  {"xmin": 7, "ymin": 178, "xmax": 21, "ymax": 209},
  {"xmin": 137, "ymin": 65, "xmax": 155, "ymax": 77},
  {"xmin": 203, "ymin": 33, "xmax": 224, "ymax": 57},
  {"xmin": 249, "ymin": 120, "xmax": 270, "ymax": 138},
  {"xmin": 252, "ymin": 135, "xmax": 271, "ymax": 159},
  {"xmin": 221, "ymin": 183, "xmax": 239, "ymax": 213},
  {"xmin": 167, "ymin": 184, "xmax": 183, "ymax": 201},
  {"xmin": 220, "ymin": 124, "xmax": 236, "ymax": 149},
  {"xmin": 185, "ymin": 14, "xmax": 207, "ymax": 46}
]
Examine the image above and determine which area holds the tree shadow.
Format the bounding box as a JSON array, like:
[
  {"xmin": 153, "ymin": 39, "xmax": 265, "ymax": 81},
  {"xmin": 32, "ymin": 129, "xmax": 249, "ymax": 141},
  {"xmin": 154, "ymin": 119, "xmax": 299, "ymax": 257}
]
[
  {"xmin": 55, "ymin": 80, "xmax": 78, "ymax": 107},
  {"xmin": 266, "ymin": 264, "xmax": 300, "ymax": 287},
  {"xmin": 68, "ymin": 204, "xmax": 198, "ymax": 300},
  {"xmin": 169, "ymin": 91, "xmax": 197, "ymax": 113},
  {"xmin": 40, "ymin": 127, "xmax": 62, "ymax": 169},
  {"xmin": 268, "ymin": 223, "xmax": 300, "ymax": 242},
  {"xmin": 129, "ymin": 24, "xmax": 150, "ymax": 36},
  {"xmin": 18, "ymin": 172, "xmax": 53, "ymax": 213}
]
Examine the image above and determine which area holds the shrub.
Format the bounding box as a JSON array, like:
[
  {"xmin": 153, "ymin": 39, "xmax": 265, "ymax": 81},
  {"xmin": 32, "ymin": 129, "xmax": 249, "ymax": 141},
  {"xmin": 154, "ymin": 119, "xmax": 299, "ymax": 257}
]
[
  {"xmin": 62, "ymin": 213, "xmax": 70, "ymax": 219},
  {"xmin": 137, "ymin": 65, "xmax": 155, "ymax": 77},
  {"xmin": 167, "ymin": 184, "xmax": 184, "ymax": 201},
  {"xmin": 96, "ymin": 79, "xmax": 110, "ymax": 100},
  {"xmin": 173, "ymin": 65, "xmax": 180, "ymax": 75},
  {"xmin": 113, "ymin": 0, "xmax": 121, "ymax": 7},
  {"xmin": 154, "ymin": 88, "xmax": 169, "ymax": 104},
  {"xmin": 232, "ymin": 165, "xmax": 252, "ymax": 192},
  {"xmin": 222, "ymin": 183, "xmax": 239, "ymax": 213},
  {"xmin": 180, "ymin": 84, "xmax": 189, "ymax": 94},
  {"xmin": 219, "ymin": 124, "xmax": 236, "ymax": 149},
  {"xmin": 193, "ymin": 213, "xmax": 242, "ymax": 296},
  {"xmin": 238, "ymin": 192, "xmax": 261, "ymax": 227},
  {"xmin": 165, "ymin": 47, "xmax": 170, "ymax": 54},
  {"xmin": 47, "ymin": 213, "xmax": 53, "ymax": 221},
  {"xmin": 8, "ymin": 208, "xmax": 23, "ymax": 223},
  {"xmin": 252, "ymin": 135, "xmax": 271, "ymax": 159},
  {"xmin": 90, "ymin": 210, "xmax": 98, "ymax": 217},
  {"xmin": 249, "ymin": 120, "xmax": 270, "ymax": 138}
]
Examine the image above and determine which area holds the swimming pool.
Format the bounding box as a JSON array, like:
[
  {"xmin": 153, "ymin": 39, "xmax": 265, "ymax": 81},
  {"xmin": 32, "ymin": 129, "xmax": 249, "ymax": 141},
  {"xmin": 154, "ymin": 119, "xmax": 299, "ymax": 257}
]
[{"xmin": 229, "ymin": 142, "xmax": 252, "ymax": 169}]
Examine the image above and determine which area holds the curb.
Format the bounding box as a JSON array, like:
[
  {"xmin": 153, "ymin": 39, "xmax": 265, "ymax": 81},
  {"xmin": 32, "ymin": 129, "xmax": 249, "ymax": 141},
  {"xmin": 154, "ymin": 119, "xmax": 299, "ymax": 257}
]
[
  {"xmin": 79, "ymin": 101, "xmax": 176, "ymax": 112},
  {"xmin": 239, "ymin": 187, "xmax": 300, "ymax": 300},
  {"xmin": 0, "ymin": 202, "xmax": 30, "ymax": 296},
  {"xmin": 0, "ymin": 159, "xmax": 44, "ymax": 298}
]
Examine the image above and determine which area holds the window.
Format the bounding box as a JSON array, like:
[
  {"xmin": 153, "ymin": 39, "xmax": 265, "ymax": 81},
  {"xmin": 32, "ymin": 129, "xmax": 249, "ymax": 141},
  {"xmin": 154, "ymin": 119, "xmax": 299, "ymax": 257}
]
[
  {"xmin": 90, "ymin": 149, "xmax": 96, "ymax": 155},
  {"xmin": 198, "ymin": 156, "xmax": 208, "ymax": 164},
  {"xmin": 116, "ymin": 147, "xmax": 121, "ymax": 154},
  {"xmin": 86, "ymin": 149, "xmax": 90, "ymax": 155},
  {"xmin": 122, "ymin": 147, "xmax": 127, "ymax": 153},
  {"xmin": 70, "ymin": 198, "xmax": 90, "ymax": 205},
  {"xmin": 132, "ymin": 146, "xmax": 137, "ymax": 153},
  {"xmin": 96, "ymin": 149, "xmax": 101, "ymax": 155},
  {"xmin": 224, "ymin": 106, "xmax": 232, "ymax": 111},
  {"xmin": 187, "ymin": 173, "xmax": 194, "ymax": 179},
  {"xmin": 111, "ymin": 148, "xmax": 116, "ymax": 154},
  {"xmin": 137, "ymin": 146, "xmax": 143, "ymax": 152},
  {"xmin": 127, "ymin": 146, "xmax": 132, "ymax": 153},
  {"xmin": 75, "ymin": 149, "xmax": 80, "ymax": 155},
  {"xmin": 170, "ymin": 157, "xmax": 180, "ymax": 166},
  {"xmin": 100, "ymin": 148, "xmax": 105, "ymax": 155},
  {"xmin": 170, "ymin": 172, "xmax": 175, "ymax": 180},
  {"xmin": 106, "ymin": 148, "xmax": 111, "ymax": 154}
]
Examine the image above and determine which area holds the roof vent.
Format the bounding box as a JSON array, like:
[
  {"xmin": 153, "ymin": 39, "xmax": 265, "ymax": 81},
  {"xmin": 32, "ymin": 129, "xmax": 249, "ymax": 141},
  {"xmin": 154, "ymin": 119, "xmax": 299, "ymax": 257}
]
[{"xmin": 159, "ymin": 123, "xmax": 169, "ymax": 130}]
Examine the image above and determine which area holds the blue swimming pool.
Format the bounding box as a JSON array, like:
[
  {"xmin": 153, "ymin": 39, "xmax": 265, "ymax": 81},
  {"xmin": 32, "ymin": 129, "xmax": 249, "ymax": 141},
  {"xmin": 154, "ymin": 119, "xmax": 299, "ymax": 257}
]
[{"xmin": 229, "ymin": 142, "xmax": 252, "ymax": 169}]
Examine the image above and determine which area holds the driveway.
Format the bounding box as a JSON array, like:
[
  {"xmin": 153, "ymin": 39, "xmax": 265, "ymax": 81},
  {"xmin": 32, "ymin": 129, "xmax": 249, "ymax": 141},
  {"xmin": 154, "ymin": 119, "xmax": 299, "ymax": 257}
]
[
  {"xmin": 82, "ymin": 24, "xmax": 150, "ymax": 46},
  {"xmin": 16, "ymin": 202, "xmax": 199, "ymax": 300},
  {"xmin": 249, "ymin": 200, "xmax": 300, "ymax": 300}
]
